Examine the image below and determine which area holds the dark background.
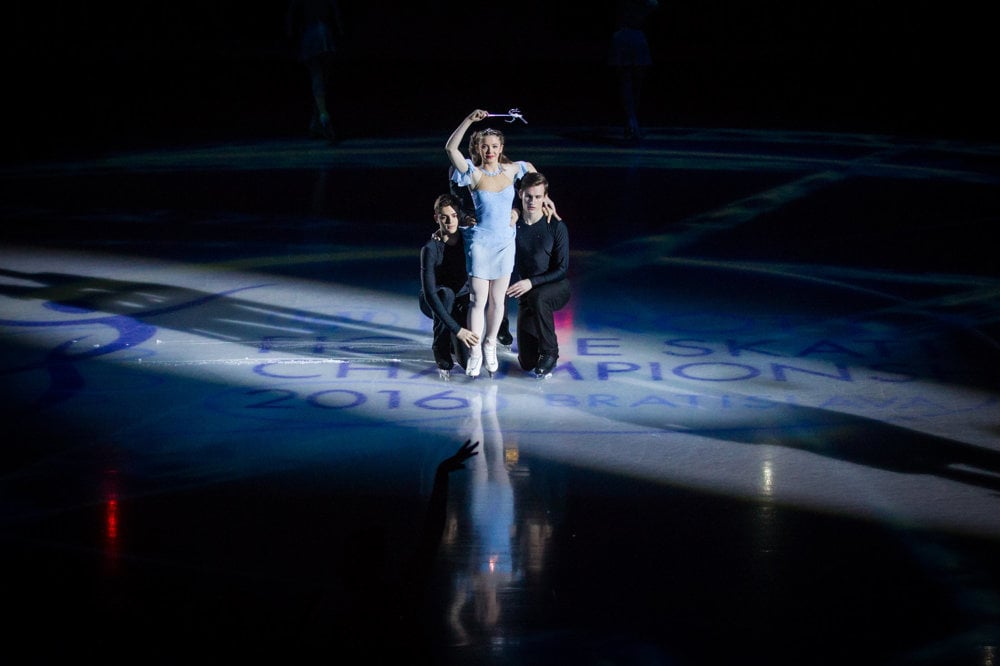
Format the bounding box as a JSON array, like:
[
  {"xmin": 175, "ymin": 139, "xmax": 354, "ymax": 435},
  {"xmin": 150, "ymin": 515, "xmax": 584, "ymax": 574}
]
[{"xmin": 4, "ymin": 0, "xmax": 996, "ymax": 161}]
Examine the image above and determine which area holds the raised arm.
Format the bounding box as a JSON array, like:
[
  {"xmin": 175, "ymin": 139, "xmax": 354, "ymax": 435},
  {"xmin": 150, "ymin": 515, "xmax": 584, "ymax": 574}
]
[{"xmin": 446, "ymin": 109, "xmax": 488, "ymax": 172}]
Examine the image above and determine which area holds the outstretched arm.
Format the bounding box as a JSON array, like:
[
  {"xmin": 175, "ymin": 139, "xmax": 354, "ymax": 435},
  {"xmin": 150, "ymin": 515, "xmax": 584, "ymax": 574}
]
[
  {"xmin": 420, "ymin": 244, "xmax": 462, "ymax": 332},
  {"xmin": 421, "ymin": 246, "xmax": 480, "ymax": 347},
  {"xmin": 417, "ymin": 440, "xmax": 480, "ymax": 561},
  {"xmin": 446, "ymin": 109, "xmax": 488, "ymax": 172},
  {"xmin": 403, "ymin": 439, "xmax": 480, "ymax": 614}
]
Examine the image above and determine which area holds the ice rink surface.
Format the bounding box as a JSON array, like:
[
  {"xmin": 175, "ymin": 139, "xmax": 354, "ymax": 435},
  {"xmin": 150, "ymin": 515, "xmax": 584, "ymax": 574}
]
[{"xmin": 2, "ymin": 123, "xmax": 999, "ymax": 663}]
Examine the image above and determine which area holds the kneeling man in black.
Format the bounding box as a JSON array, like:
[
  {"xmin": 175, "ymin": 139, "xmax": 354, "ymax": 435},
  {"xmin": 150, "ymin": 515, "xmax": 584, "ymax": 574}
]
[
  {"xmin": 505, "ymin": 172, "xmax": 570, "ymax": 378},
  {"xmin": 419, "ymin": 194, "xmax": 479, "ymax": 377}
]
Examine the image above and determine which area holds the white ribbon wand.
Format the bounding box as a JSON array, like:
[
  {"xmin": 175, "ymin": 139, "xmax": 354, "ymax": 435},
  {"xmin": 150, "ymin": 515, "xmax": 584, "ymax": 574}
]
[{"xmin": 487, "ymin": 108, "xmax": 528, "ymax": 124}]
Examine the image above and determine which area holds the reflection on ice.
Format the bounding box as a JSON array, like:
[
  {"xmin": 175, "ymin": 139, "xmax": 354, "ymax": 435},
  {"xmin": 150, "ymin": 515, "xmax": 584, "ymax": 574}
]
[{"xmin": 445, "ymin": 385, "xmax": 519, "ymax": 646}]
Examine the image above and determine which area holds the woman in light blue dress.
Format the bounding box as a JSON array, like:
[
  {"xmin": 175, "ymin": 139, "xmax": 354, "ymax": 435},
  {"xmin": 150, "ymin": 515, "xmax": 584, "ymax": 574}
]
[{"xmin": 446, "ymin": 109, "xmax": 536, "ymax": 377}]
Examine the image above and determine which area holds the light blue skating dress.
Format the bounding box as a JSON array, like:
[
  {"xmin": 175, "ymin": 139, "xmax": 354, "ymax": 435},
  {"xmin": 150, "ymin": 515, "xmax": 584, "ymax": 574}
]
[{"xmin": 451, "ymin": 159, "xmax": 529, "ymax": 280}]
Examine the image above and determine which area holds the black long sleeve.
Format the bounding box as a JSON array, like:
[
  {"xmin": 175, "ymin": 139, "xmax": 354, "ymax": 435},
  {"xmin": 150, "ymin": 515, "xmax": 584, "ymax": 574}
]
[
  {"xmin": 512, "ymin": 218, "xmax": 569, "ymax": 287},
  {"xmin": 420, "ymin": 234, "xmax": 468, "ymax": 334}
]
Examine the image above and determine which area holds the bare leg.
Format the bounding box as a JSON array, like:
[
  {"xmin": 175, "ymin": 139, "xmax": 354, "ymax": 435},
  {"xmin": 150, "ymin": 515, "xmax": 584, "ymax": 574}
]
[
  {"xmin": 468, "ymin": 277, "xmax": 490, "ymax": 341},
  {"xmin": 481, "ymin": 276, "xmax": 511, "ymax": 374},
  {"xmin": 466, "ymin": 277, "xmax": 489, "ymax": 376},
  {"xmin": 483, "ymin": 275, "xmax": 512, "ymax": 342}
]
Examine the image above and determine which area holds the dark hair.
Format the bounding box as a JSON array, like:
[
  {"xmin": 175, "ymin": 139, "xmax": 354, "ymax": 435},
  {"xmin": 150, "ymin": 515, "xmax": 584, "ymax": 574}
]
[
  {"xmin": 468, "ymin": 128, "xmax": 513, "ymax": 167},
  {"xmin": 433, "ymin": 193, "xmax": 462, "ymax": 216},
  {"xmin": 432, "ymin": 193, "xmax": 464, "ymax": 241},
  {"xmin": 518, "ymin": 171, "xmax": 549, "ymax": 195}
]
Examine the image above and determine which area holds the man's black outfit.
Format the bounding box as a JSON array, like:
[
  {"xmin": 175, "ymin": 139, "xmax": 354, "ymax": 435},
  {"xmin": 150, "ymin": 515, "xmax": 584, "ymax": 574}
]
[
  {"xmin": 419, "ymin": 228, "xmax": 471, "ymax": 370},
  {"xmin": 511, "ymin": 215, "xmax": 570, "ymax": 375}
]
